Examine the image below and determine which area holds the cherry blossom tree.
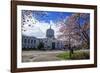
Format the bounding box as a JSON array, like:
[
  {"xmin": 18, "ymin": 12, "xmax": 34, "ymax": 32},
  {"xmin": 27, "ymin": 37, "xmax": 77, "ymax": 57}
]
[{"xmin": 58, "ymin": 13, "xmax": 90, "ymax": 57}]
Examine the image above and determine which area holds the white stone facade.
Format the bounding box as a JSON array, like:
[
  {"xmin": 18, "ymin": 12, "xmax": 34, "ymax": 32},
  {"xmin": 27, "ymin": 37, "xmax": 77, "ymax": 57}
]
[
  {"xmin": 22, "ymin": 35, "xmax": 65, "ymax": 50},
  {"xmin": 22, "ymin": 26, "xmax": 65, "ymax": 50}
]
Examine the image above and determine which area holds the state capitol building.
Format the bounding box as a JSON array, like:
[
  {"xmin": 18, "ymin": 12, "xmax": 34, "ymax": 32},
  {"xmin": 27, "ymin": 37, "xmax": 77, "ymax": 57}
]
[{"xmin": 22, "ymin": 26, "xmax": 65, "ymax": 50}]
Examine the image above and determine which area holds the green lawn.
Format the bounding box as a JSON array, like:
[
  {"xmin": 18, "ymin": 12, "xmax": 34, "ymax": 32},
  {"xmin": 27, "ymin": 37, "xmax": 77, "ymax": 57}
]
[{"xmin": 57, "ymin": 50, "xmax": 90, "ymax": 60}]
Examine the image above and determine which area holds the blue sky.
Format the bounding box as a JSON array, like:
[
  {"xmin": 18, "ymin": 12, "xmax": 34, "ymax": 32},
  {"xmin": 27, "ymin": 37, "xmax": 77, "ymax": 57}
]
[
  {"xmin": 22, "ymin": 10, "xmax": 90, "ymax": 38},
  {"xmin": 33, "ymin": 11, "xmax": 72, "ymax": 24}
]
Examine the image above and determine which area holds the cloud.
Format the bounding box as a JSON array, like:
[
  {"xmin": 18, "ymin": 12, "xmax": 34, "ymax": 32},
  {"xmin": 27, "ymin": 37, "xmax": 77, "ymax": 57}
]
[
  {"xmin": 22, "ymin": 17, "xmax": 60, "ymax": 38},
  {"xmin": 21, "ymin": 11, "xmax": 63, "ymax": 38}
]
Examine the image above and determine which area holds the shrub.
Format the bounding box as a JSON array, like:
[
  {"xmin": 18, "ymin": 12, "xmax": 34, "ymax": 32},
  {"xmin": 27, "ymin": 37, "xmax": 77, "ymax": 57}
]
[
  {"xmin": 71, "ymin": 51, "xmax": 90, "ymax": 59},
  {"xmin": 37, "ymin": 42, "xmax": 44, "ymax": 50},
  {"xmin": 57, "ymin": 50, "xmax": 90, "ymax": 60}
]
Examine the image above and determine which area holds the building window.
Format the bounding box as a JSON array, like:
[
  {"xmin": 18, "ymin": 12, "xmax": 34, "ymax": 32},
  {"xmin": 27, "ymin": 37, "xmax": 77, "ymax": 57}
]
[
  {"xmin": 24, "ymin": 39, "xmax": 27, "ymax": 43},
  {"xmin": 31, "ymin": 40, "xmax": 33, "ymax": 43},
  {"xmin": 34, "ymin": 40, "xmax": 36, "ymax": 44}
]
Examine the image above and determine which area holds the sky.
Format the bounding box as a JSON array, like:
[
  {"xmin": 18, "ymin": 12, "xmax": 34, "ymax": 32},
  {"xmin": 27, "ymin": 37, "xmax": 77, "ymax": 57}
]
[
  {"xmin": 21, "ymin": 10, "xmax": 90, "ymax": 38},
  {"xmin": 21, "ymin": 10, "xmax": 72, "ymax": 38}
]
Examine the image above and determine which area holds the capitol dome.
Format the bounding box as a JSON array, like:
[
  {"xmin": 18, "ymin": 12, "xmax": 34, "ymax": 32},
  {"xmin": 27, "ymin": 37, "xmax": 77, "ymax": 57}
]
[{"xmin": 46, "ymin": 26, "xmax": 54, "ymax": 38}]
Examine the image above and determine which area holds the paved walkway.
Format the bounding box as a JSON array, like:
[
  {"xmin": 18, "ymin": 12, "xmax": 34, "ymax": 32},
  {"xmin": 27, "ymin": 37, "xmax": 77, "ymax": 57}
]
[{"xmin": 22, "ymin": 50, "xmax": 64, "ymax": 62}]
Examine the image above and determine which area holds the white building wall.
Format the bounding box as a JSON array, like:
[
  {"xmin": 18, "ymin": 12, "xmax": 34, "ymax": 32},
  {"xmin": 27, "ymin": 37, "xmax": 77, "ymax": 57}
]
[{"xmin": 22, "ymin": 35, "xmax": 65, "ymax": 50}]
